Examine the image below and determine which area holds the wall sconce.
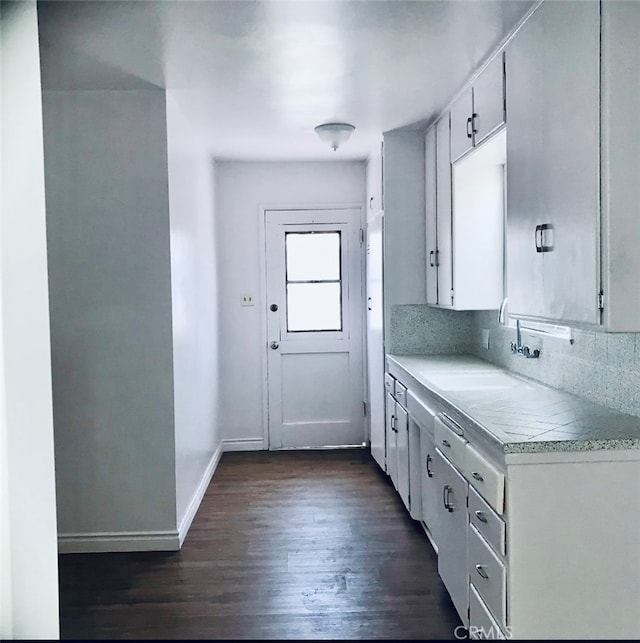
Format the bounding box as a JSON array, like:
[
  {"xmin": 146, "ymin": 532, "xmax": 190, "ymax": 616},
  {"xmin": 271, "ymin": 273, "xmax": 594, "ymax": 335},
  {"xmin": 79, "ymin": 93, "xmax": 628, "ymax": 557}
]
[{"xmin": 314, "ymin": 122, "xmax": 355, "ymax": 151}]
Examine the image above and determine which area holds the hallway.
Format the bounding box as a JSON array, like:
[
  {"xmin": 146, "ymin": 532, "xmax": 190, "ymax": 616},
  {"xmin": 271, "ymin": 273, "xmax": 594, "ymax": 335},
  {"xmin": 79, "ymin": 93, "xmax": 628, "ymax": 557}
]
[{"xmin": 58, "ymin": 450, "xmax": 462, "ymax": 639}]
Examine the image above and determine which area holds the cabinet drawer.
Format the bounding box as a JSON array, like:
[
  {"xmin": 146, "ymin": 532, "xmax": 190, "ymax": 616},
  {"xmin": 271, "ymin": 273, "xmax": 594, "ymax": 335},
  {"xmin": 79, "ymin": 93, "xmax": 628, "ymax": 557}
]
[
  {"xmin": 407, "ymin": 390, "xmax": 437, "ymax": 434},
  {"xmin": 384, "ymin": 373, "xmax": 395, "ymax": 396},
  {"xmin": 394, "ymin": 381, "xmax": 407, "ymax": 407},
  {"xmin": 468, "ymin": 524, "xmax": 506, "ymax": 628},
  {"xmin": 469, "ymin": 485, "xmax": 506, "ymax": 556},
  {"xmin": 469, "ymin": 584, "xmax": 506, "ymax": 640},
  {"xmin": 434, "ymin": 415, "xmax": 467, "ymax": 471},
  {"xmin": 465, "ymin": 443, "xmax": 505, "ymax": 515}
]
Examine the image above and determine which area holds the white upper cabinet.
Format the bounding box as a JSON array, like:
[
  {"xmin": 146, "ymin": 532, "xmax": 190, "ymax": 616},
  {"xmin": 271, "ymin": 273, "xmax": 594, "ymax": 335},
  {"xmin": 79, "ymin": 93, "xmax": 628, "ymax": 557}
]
[
  {"xmin": 506, "ymin": 0, "xmax": 640, "ymax": 330},
  {"xmin": 425, "ymin": 115, "xmax": 454, "ymax": 309},
  {"xmin": 472, "ymin": 54, "xmax": 506, "ymax": 148},
  {"xmin": 383, "ymin": 132, "xmax": 426, "ymax": 309},
  {"xmin": 506, "ymin": 1, "xmax": 600, "ymax": 326},
  {"xmin": 425, "ymin": 126, "xmax": 438, "ymax": 305},
  {"xmin": 426, "ymin": 117, "xmax": 505, "ymax": 311},
  {"xmin": 450, "ymin": 87, "xmax": 474, "ymax": 163},
  {"xmin": 435, "ymin": 116, "xmax": 453, "ymax": 307},
  {"xmin": 450, "ymin": 53, "xmax": 506, "ymax": 163}
]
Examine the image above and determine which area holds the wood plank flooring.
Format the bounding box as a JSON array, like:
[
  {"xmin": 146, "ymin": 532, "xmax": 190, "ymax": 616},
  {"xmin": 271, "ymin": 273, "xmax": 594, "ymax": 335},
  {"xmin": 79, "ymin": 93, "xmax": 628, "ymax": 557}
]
[{"xmin": 58, "ymin": 449, "xmax": 462, "ymax": 639}]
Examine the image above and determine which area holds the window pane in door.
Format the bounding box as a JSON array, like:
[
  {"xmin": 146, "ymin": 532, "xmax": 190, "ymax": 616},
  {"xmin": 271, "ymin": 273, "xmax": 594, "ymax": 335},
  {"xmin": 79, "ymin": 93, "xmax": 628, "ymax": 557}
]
[
  {"xmin": 287, "ymin": 283, "xmax": 342, "ymax": 332},
  {"xmin": 286, "ymin": 232, "xmax": 340, "ymax": 281}
]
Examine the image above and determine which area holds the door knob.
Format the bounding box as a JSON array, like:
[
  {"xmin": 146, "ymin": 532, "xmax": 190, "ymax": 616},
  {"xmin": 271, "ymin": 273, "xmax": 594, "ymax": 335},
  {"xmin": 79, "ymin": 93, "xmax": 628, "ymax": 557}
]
[{"xmin": 270, "ymin": 341, "xmax": 279, "ymax": 350}]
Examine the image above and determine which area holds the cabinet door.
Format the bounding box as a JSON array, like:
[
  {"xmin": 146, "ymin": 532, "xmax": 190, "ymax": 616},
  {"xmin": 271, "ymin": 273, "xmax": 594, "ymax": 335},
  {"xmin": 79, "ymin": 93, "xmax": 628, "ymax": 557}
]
[
  {"xmin": 435, "ymin": 116, "xmax": 453, "ymax": 307},
  {"xmin": 396, "ymin": 404, "xmax": 410, "ymax": 512},
  {"xmin": 385, "ymin": 393, "xmax": 398, "ymax": 487},
  {"xmin": 506, "ymin": 1, "xmax": 600, "ymax": 324},
  {"xmin": 366, "ymin": 141, "xmax": 384, "ymax": 214},
  {"xmin": 420, "ymin": 427, "xmax": 440, "ymax": 541},
  {"xmin": 367, "ymin": 213, "xmax": 385, "ymax": 471},
  {"xmin": 385, "ymin": 392, "xmax": 398, "ymax": 488},
  {"xmin": 436, "ymin": 448, "xmax": 469, "ymax": 625},
  {"xmin": 473, "ymin": 53, "xmax": 505, "ymax": 147},
  {"xmin": 450, "ymin": 87, "xmax": 474, "ymax": 162},
  {"xmin": 425, "ymin": 127, "xmax": 438, "ymax": 305}
]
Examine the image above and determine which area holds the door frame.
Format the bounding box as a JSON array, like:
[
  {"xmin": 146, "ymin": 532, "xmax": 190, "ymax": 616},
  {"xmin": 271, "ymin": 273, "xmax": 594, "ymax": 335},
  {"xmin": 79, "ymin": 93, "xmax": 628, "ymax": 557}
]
[{"xmin": 258, "ymin": 202, "xmax": 366, "ymax": 449}]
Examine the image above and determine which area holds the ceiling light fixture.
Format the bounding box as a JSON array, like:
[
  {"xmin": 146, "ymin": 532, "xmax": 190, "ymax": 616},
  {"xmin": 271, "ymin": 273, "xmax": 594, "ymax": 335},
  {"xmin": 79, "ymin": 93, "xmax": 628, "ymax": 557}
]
[{"xmin": 314, "ymin": 122, "xmax": 355, "ymax": 151}]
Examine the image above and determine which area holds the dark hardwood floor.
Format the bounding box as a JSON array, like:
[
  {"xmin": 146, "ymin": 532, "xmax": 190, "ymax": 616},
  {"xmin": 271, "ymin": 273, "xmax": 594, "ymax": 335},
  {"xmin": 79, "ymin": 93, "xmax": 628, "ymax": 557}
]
[{"xmin": 58, "ymin": 449, "xmax": 462, "ymax": 639}]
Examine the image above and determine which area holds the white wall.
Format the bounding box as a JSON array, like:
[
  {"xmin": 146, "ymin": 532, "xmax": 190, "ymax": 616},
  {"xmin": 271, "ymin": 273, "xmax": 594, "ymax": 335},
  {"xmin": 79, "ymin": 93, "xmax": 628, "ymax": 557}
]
[
  {"xmin": 42, "ymin": 89, "xmax": 178, "ymax": 549},
  {"xmin": 0, "ymin": 1, "xmax": 60, "ymax": 636},
  {"xmin": 215, "ymin": 161, "xmax": 366, "ymax": 447},
  {"xmin": 165, "ymin": 93, "xmax": 221, "ymax": 535}
]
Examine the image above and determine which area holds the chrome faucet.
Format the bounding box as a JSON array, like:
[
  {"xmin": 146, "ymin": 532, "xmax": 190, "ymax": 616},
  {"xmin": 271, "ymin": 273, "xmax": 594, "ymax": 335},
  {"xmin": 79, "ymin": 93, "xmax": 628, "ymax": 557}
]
[{"xmin": 510, "ymin": 319, "xmax": 541, "ymax": 358}]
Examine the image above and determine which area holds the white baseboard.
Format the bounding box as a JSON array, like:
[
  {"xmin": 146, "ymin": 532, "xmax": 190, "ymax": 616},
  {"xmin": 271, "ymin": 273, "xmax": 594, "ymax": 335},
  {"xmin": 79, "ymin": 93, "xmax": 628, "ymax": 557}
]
[
  {"xmin": 58, "ymin": 442, "xmax": 225, "ymax": 554},
  {"xmin": 222, "ymin": 438, "xmax": 265, "ymax": 452},
  {"xmin": 58, "ymin": 530, "xmax": 180, "ymax": 554},
  {"xmin": 177, "ymin": 441, "xmax": 223, "ymax": 547}
]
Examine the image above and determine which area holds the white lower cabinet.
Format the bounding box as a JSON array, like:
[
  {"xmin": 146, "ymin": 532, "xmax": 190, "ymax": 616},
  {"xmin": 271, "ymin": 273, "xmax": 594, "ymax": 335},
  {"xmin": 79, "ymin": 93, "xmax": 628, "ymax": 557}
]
[
  {"xmin": 468, "ymin": 524, "xmax": 506, "ymax": 629},
  {"xmin": 395, "ymin": 403, "xmax": 410, "ymax": 512},
  {"xmin": 389, "ymin": 357, "xmax": 640, "ymax": 639},
  {"xmin": 385, "ymin": 391, "xmax": 398, "ymax": 487},
  {"xmin": 384, "ymin": 376, "xmax": 411, "ymax": 514},
  {"xmin": 469, "ymin": 584, "xmax": 505, "ymax": 640},
  {"xmin": 419, "ymin": 424, "xmax": 440, "ymax": 542},
  {"xmin": 435, "ymin": 448, "xmax": 469, "ymax": 625}
]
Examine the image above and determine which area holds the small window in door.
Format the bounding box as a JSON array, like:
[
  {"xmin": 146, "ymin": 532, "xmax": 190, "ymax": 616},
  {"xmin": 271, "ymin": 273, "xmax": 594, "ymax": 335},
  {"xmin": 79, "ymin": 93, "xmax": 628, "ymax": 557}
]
[{"xmin": 285, "ymin": 231, "xmax": 342, "ymax": 332}]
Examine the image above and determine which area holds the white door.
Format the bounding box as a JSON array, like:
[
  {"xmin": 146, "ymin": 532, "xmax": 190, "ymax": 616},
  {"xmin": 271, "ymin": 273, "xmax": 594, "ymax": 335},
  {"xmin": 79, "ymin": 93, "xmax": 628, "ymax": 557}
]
[
  {"xmin": 265, "ymin": 208, "xmax": 365, "ymax": 449},
  {"xmin": 366, "ymin": 211, "xmax": 385, "ymax": 469}
]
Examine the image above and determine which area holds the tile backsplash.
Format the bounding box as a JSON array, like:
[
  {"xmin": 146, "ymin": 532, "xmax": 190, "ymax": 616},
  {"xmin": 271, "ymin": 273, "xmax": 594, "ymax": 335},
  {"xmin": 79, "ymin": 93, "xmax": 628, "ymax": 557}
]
[
  {"xmin": 471, "ymin": 310, "xmax": 640, "ymax": 418},
  {"xmin": 387, "ymin": 305, "xmax": 474, "ymax": 355}
]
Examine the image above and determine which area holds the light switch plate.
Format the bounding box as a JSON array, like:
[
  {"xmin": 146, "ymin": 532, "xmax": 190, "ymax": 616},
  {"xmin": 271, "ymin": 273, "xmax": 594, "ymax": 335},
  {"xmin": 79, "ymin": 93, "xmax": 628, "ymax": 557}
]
[
  {"xmin": 482, "ymin": 329, "xmax": 490, "ymax": 350},
  {"xmin": 241, "ymin": 294, "xmax": 254, "ymax": 306}
]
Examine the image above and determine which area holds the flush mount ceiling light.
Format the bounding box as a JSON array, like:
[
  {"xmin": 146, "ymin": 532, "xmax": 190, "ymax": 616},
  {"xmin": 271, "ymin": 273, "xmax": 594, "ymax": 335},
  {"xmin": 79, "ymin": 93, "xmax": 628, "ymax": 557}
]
[{"xmin": 314, "ymin": 122, "xmax": 355, "ymax": 151}]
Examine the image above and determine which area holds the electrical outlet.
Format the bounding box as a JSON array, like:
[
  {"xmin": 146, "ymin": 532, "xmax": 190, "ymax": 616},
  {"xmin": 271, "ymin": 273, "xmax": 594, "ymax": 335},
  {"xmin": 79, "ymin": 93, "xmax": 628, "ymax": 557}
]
[
  {"xmin": 241, "ymin": 294, "xmax": 254, "ymax": 306},
  {"xmin": 482, "ymin": 328, "xmax": 490, "ymax": 350}
]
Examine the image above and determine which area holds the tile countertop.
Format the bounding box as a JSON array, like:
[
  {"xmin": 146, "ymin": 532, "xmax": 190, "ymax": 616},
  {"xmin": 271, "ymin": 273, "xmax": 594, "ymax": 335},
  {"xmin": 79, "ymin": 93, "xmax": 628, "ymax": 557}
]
[{"xmin": 387, "ymin": 354, "xmax": 640, "ymax": 454}]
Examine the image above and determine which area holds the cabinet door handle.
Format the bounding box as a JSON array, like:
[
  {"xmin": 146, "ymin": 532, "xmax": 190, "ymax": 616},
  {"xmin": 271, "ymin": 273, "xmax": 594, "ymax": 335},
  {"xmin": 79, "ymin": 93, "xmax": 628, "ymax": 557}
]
[
  {"xmin": 474, "ymin": 510, "xmax": 488, "ymax": 524},
  {"xmin": 471, "ymin": 112, "xmax": 478, "ymax": 134},
  {"xmin": 429, "ymin": 250, "xmax": 435, "ymax": 267},
  {"xmin": 369, "ymin": 196, "xmax": 374, "ymax": 210},
  {"xmin": 434, "ymin": 249, "xmax": 440, "ymax": 267},
  {"xmin": 535, "ymin": 223, "xmax": 554, "ymax": 253},
  {"xmin": 471, "ymin": 471, "xmax": 484, "ymax": 482},
  {"xmin": 466, "ymin": 116, "xmax": 473, "ymax": 139},
  {"xmin": 475, "ymin": 564, "xmax": 489, "ymax": 580},
  {"xmin": 539, "ymin": 223, "xmax": 554, "ymax": 252},
  {"xmin": 441, "ymin": 439, "xmax": 451, "ymax": 448},
  {"xmin": 443, "ymin": 485, "xmax": 454, "ymax": 512},
  {"xmin": 367, "ymin": 296, "xmax": 372, "ymax": 311},
  {"xmin": 426, "ymin": 454, "xmax": 433, "ymax": 478},
  {"xmin": 391, "ymin": 415, "xmax": 397, "ymax": 433}
]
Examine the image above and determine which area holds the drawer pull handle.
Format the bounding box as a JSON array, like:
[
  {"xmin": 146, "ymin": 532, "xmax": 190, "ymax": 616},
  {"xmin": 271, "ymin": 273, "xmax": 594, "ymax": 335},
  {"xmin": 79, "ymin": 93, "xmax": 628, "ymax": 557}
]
[
  {"xmin": 475, "ymin": 565, "xmax": 489, "ymax": 580},
  {"xmin": 441, "ymin": 439, "xmax": 451, "ymax": 448},
  {"xmin": 426, "ymin": 454, "xmax": 433, "ymax": 478},
  {"xmin": 472, "ymin": 471, "xmax": 484, "ymax": 482},
  {"xmin": 474, "ymin": 510, "xmax": 488, "ymax": 524},
  {"xmin": 443, "ymin": 485, "xmax": 454, "ymax": 512}
]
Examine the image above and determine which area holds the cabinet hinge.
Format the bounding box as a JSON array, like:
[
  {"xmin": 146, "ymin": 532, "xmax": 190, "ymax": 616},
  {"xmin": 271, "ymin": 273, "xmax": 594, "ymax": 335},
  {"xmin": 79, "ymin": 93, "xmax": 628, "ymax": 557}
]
[
  {"xmin": 451, "ymin": 289, "xmax": 455, "ymax": 305},
  {"xmin": 597, "ymin": 292, "xmax": 604, "ymax": 310},
  {"xmin": 360, "ymin": 228, "xmax": 365, "ymax": 246},
  {"xmin": 363, "ymin": 401, "xmax": 367, "ymax": 417}
]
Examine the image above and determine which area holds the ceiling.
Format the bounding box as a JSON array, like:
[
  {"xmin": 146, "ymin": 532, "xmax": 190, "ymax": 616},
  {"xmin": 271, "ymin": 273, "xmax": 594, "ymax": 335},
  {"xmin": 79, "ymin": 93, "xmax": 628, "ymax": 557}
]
[{"xmin": 37, "ymin": 0, "xmax": 533, "ymax": 160}]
